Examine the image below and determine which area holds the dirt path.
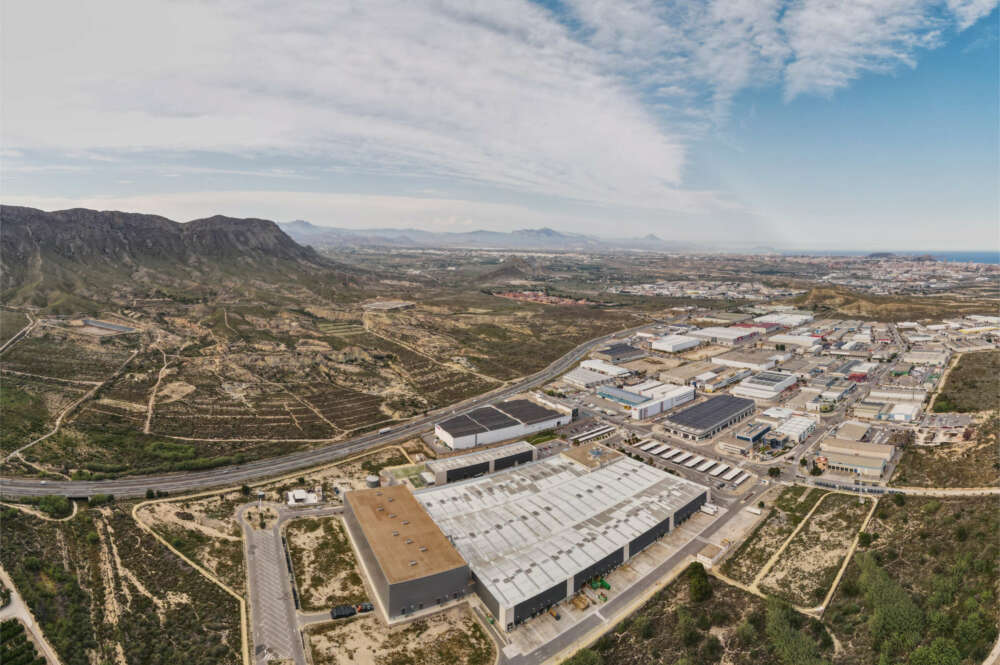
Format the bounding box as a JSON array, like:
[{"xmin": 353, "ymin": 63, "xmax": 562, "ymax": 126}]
[
  {"xmin": 362, "ymin": 324, "xmax": 502, "ymax": 385},
  {"xmin": 0, "ymin": 311, "xmax": 36, "ymax": 355},
  {"xmin": 750, "ymin": 491, "xmax": 831, "ymax": 591},
  {"xmin": 4, "ymin": 348, "xmax": 141, "ymax": 463},
  {"xmin": 0, "ymin": 499, "xmax": 78, "ymax": 522},
  {"xmin": 0, "ymin": 368, "xmax": 99, "ymax": 386},
  {"xmin": 815, "ymin": 497, "xmax": 879, "ymax": 614},
  {"xmin": 144, "ymin": 346, "xmax": 172, "ymax": 434},
  {"xmin": 0, "ymin": 564, "xmax": 62, "ymax": 664}
]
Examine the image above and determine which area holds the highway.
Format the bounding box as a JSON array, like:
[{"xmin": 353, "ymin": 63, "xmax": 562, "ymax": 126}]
[{"xmin": 0, "ymin": 323, "xmax": 652, "ymax": 499}]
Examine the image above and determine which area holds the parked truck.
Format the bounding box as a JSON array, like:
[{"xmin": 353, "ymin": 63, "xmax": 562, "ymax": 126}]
[{"xmin": 331, "ymin": 605, "xmax": 357, "ymax": 619}]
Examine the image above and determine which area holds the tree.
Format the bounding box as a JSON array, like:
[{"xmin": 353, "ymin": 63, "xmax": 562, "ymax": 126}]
[
  {"xmin": 687, "ymin": 562, "xmax": 712, "ymax": 602},
  {"xmin": 145, "ymin": 488, "xmax": 155, "ymax": 499},
  {"xmin": 768, "ymin": 467, "xmax": 781, "ymax": 478},
  {"xmin": 240, "ymin": 484, "xmax": 251, "ymax": 496},
  {"xmin": 892, "ymin": 493, "xmax": 905, "ymax": 506},
  {"xmin": 37, "ymin": 495, "xmax": 71, "ymax": 518},
  {"xmin": 909, "ymin": 638, "xmax": 961, "ymax": 665}
]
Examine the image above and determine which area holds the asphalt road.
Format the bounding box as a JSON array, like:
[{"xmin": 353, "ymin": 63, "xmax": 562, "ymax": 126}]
[{"xmin": 0, "ymin": 324, "xmax": 649, "ymax": 498}]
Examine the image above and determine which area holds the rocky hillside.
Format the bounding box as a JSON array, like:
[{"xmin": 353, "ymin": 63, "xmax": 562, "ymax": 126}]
[{"xmin": 0, "ymin": 206, "xmax": 356, "ymax": 310}]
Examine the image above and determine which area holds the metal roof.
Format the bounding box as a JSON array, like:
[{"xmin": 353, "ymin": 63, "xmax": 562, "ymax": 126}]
[
  {"xmin": 426, "ymin": 441, "xmax": 536, "ymax": 473},
  {"xmin": 665, "ymin": 395, "xmax": 754, "ymax": 432},
  {"xmin": 415, "ymin": 453, "xmax": 706, "ymax": 611}
]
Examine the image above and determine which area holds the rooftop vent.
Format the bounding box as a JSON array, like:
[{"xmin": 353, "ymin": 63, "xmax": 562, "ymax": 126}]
[
  {"xmin": 419, "ymin": 546, "xmax": 427, "ymax": 552},
  {"xmin": 409, "ymin": 561, "xmax": 417, "ymax": 567},
  {"xmin": 377, "ymin": 506, "xmax": 384, "ymax": 512},
  {"xmin": 405, "ymin": 538, "xmax": 413, "ymax": 544},
  {"xmin": 392, "ymin": 530, "xmax": 399, "ymax": 536},
  {"xmin": 402, "ymin": 520, "xmax": 410, "ymax": 525},
  {"xmin": 389, "ymin": 513, "xmax": 396, "ymax": 518}
]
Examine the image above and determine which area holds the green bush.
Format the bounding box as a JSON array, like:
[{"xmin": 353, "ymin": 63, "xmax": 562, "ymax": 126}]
[{"xmin": 687, "ymin": 562, "xmax": 712, "ymax": 602}]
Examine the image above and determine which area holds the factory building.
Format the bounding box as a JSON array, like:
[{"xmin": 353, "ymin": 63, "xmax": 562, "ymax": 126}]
[
  {"xmin": 731, "ymin": 371, "xmax": 798, "ymax": 401},
  {"xmin": 593, "ymin": 344, "xmax": 646, "ymax": 363},
  {"xmin": 688, "ymin": 327, "xmax": 759, "ymax": 346},
  {"xmin": 630, "ymin": 385, "xmax": 695, "ymax": 420},
  {"xmin": 711, "ymin": 350, "xmax": 780, "ymax": 372},
  {"xmin": 435, "ymin": 400, "xmax": 569, "ymax": 450},
  {"xmin": 425, "ymin": 441, "xmax": 537, "ymax": 485},
  {"xmin": 343, "ymin": 486, "xmax": 471, "ymax": 618},
  {"xmin": 765, "ymin": 334, "xmax": 822, "ymax": 352},
  {"xmin": 562, "ymin": 367, "xmax": 615, "ymax": 389},
  {"xmin": 597, "ymin": 385, "xmax": 648, "ymax": 406},
  {"xmin": 775, "ymin": 416, "xmax": 816, "ymax": 442},
  {"xmin": 661, "ymin": 395, "xmax": 755, "ymax": 440},
  {"xmin": 651, "ymin": 334, "xmax": 701, "ymax": 353},
  {"xmin": 821, "ymin": 452, "xmax": 887, "ymax": 478},
  {"xmin": 580, "ymin": 359, "xmax": 632, "ymax": 377},
  {"xmin": 415, "ymin": 444, "xmax": 709, "ymax": 631}
]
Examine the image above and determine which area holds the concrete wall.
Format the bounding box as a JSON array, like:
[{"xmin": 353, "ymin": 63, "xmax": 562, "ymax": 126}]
[
  {"xmin": 513, "ymin": 581, "xmax": 567, "ymax": 627},
  {"xmin": 343, "ymin": 498, "xmax": 391, "ymax": 617},
  {"xmin": 572, "ymin": 547, "xmax": 624, "ymax": 592},
  {"xmin": 628, "ymin": 514, "xmax": 672, "ymax": 557}
]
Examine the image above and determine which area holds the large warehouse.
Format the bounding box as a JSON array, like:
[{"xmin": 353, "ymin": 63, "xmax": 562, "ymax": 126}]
[
  {"xmin": 415, "ymin": 444, "xmax": 709, "ymax": 631},
  {"xmin": 425, "ymin": 441, "xmax": 537, "ymax": 485},
  {"xmin": 661, "ymin": 395, "xmax": 755, "ymax": 440},
  {"xmin": 343, "ymin": 485, "xmax": 471, "ymax": 618},
  {"xmin": 435, "ymin": 399, "xmax": 570, "ymax": 449},
  {"xmin": 731, "ymin": 371, "xmax": 798, "ymax": 400}
]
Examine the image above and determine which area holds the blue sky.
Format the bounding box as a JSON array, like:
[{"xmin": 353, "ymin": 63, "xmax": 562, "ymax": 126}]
[{"xmin": 1, "ymin": 0, "xmax": 997, "ymax": 250}]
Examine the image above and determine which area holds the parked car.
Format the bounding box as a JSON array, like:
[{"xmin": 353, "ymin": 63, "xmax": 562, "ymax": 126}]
[
  {"xmin": 331, "ymin": 605, "xmax": 357, "ymax": 619},
  {"xmin": 356, "ymin": 602, "xmax": 374, "ymax": 613}
]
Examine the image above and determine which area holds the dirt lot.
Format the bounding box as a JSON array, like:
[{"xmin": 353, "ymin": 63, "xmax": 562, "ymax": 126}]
[
  {"xmin": 932, "ymin": 350, "xmax": 1000, "ymax": 413},
  {"xmin": 720, "ymin": 486, "xmax": 826, "ymax": 586},
  {"xmin": 891, "ymin": 438, "xmax": 1000, "ymax": 488},
  {"xmin": 758, "ymin": 493, "xmax": 870, "ymax": 606},
  {"xmin": 286, "ymin": 516, "xmax": 366, "ymax": 611},
  {"xmin": 306, "ymin": 606, "xmax": 493, "ymax": 665}
]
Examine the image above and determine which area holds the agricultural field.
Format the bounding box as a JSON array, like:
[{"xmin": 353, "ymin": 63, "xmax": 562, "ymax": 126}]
[
  {"xmin": 758, "ymin": 493, "xmax": 872, "ymax": 607},
  {"xmin": 0, "ymin": 502, "xmax": 242, "ymax": 665},
  {"xmin": 136, "ymin": 492, "xmax": 247, "ymax": 593},
  {"xmin": 826, "ymin": 495, "xmax": 998, "ymax": 665},
  {"xmin": 306, "ymin": 606, "xmax": 493, "ymax": 665},
  {"xmin": 286, "ymin": 516, "xmax": 367, "ymax": 611},
  {"xmin": 565, "ymin": 563, "xmax": 833, "ymax": 665},
  {"xmin": 720, "ymin": 486, "xmax": 827, "ymax": 586},
  {"xmin": 0, "ymin": 327, "xmax": 139, "ymax": 383},
  {"xmin": 933, "ymin": 350, "xmax": 1000, "ymax": 413},
  {"xmin": 891, "ymin": 412, "xmax": 1000, "ymax": 487}
]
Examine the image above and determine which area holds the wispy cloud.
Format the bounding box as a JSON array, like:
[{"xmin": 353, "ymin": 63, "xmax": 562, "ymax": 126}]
[{"xmin": 1, "ymin": 0, "xmax": 995, "ymax": 222}]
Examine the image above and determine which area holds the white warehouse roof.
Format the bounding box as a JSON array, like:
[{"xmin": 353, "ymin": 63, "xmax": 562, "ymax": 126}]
[
  {"xmin": 580, "ymin": 359, "xmax": 631, "ymax": 377},
  {"xmin": 415, "ymin": 451, "xmax": 706, "ymax": 612}
]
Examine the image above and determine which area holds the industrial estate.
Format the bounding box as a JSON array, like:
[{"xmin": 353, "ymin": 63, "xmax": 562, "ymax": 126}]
[{"xmin": 1, "ymin": 208, "xmax": 998, "ymax": 665}]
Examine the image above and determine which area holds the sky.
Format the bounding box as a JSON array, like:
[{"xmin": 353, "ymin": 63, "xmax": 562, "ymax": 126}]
[{"xmin": 1, "ymin": 0, "xmax": 997, "ymax": 250}]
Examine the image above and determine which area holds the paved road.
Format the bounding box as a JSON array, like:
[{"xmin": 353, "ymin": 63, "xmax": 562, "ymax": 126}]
[
  {"xmin": 239, "ymin": 503, "xmax": 345, "ymax": 665},
  {"xmin": 0, "ymin": 325, "xmax": 649, "ymax": 499},
  {"xmin": 503, "ymin": 481, "xmax": 768, "ymax": 665}
]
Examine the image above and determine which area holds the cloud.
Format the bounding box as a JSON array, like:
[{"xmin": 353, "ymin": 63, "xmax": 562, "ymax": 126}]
[{"xmin": 1, "ymin": 0, "xmax": 995, "ymax": 224}]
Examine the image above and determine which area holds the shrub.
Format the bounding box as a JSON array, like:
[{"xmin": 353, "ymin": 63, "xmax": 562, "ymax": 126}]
[{"xmin": 686, "ymin": 562, "xmax": 712, "ymax": 603}]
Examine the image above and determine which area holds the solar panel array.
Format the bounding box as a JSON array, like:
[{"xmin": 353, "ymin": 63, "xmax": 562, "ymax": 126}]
[
  {"xmin": 665, "ymin": 395, "xmax": 754, "ymax": 431},
  {"xmin": 437, "ymin": 399, "xmax": 563, "ymax": 438}
]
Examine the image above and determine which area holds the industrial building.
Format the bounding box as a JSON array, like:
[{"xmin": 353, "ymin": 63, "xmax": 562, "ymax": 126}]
[
  {"xmin": 435, "ymin": 400, "xmax": 569, "ymax": 450},
  {"xmin": 688, "ymin": 327, "xmax": 759, "ymax": 346},
  {"xmin": 659, "ymin": 361, "xmax": 717, "ymax": 385},
  {"xmin": 821, "ymin": 452, "xmax": 887, "ymax": 478},
  {"xmin": 766, "ymin": 334, "xmax": 822, "ymax": 352},
  {"xmin": 661, "ymin": 395, "xmax": 755, "ymax": 440},
  {"xmin": 775, "ymin": 416, "xmax": 816, "ymax": 442},
  {"xmin": 425, "ymin": 441, "xmax": 537, "ymax": 485},
  {"xmin": 711, "ymin": 350, "xmax": 780, "ymax": 371},
  {"xmin": 651, "ymin": 334, "xmax": 701, "ymax": 353},
  {"xmin": 581, "ymin": 359, "xmax": 631, "ymax": 377},
  {"xmin": 597, "ymin": 385, "xmax": 648, "ymax": 406},
  {"xmin": 594, "ymin": 343, "xmax": 646, "ymax": 363},
  {"xmin": 731, "ymin": 371, "xmax": 798, "ymax": 401},
  {"xmin": 343, "ymin": 485, "xmax": 471, "ymax": 618},
  {"xmin": 630, "ymin": 385, "xmax": 695, "ymax": 420},
  {"xmin": 415, "ymin": 444, "xmax": 709, "ymax": 631},
  {"xmin": 562, "ymin": 367, "xmax": 615, "ymax": 389},
  {"xmin": 819, "ymin": 437, "xmax": 894, "ymax": 463},
  {"xmin": 734, "ymin": 422, "xmax": 771, "ymax": 443}
]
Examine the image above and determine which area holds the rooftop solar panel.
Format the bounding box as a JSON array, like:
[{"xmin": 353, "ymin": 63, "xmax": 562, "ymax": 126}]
[
  {"xmin": 495, "ymin": 399, "xmax": 562, "ymax": 425},
  {"xmin": 438, "ymin": 414, "xmax": 488, "ymax": 437},
  {"xmin": 467, "ymin": 406, "xmax": 519, "ymax": 431},
  {"xmin": 666, "ymin": 395, "xmax": 754, "ymax": 431}
]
